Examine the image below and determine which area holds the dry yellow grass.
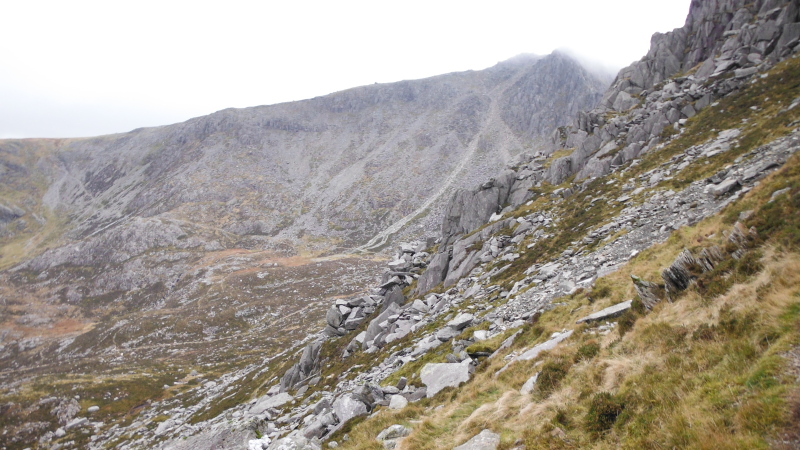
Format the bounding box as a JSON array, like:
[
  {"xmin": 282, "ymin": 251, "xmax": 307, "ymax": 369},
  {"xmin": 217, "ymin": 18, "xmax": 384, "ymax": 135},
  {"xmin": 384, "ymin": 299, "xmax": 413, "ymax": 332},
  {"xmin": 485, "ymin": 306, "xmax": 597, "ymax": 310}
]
[{"xmin": 336, "ymin": 246, "xmax": 800, "ymax": 449}]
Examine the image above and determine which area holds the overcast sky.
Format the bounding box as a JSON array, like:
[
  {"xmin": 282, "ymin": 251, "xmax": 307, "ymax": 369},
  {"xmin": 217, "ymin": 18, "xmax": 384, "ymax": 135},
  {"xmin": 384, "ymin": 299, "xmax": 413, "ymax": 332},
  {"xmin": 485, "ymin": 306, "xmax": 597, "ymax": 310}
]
[{"xmin": 1, "ymin": 0, "xmax": 691, "ymax": 139}]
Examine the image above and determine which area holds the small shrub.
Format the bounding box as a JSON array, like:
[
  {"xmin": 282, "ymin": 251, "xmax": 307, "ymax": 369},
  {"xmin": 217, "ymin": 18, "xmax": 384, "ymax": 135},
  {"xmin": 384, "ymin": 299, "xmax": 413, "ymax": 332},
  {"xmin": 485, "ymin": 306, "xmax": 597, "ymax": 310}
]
[
  {"xmin": 553, "ymin": 408, "xmax": 572, "ymax": 429},
  {"xmin": 537, "ymin": 357, "xmax": 572, "ymax": 397},
  {"xmin": 585, "ymin": 392, "xmax": 625, "ymax": 436},
  {"xmin": 574, "ymin": 340, "xmax": 601, "ymax": 362},
  {"xmin": 736, "ymin": 250, "xmax": 764, "ymax": 277},
  {"xmin": 692, "ymin": 251, "xmax": 763, "ymax": 301}
]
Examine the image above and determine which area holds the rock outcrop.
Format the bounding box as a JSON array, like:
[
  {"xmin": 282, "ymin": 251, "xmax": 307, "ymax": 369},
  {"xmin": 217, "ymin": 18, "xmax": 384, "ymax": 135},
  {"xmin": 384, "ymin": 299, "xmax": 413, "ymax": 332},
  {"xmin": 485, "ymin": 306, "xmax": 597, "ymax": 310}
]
[
  {"xmin": 547, "ymin": 0, "xmax": 800, "ymax": 186},
  {"xmin": 280, "ymin": 342, "xmax": 322, "ymax": 393}
]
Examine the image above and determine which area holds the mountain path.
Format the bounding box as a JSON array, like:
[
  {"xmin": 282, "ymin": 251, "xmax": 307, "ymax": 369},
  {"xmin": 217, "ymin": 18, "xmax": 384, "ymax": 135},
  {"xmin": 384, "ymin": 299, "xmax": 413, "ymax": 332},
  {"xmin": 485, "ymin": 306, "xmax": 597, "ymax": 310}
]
[{"xmin": 352, "ymin": 70, "xmax": 527, "ymax": 253}]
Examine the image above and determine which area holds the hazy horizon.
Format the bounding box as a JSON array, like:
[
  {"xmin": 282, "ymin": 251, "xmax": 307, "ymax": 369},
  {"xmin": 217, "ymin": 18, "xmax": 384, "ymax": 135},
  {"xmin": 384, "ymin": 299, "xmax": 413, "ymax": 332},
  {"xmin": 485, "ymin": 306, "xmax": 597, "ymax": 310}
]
[{"xmin": 0, "ymin": 0, "xmax": 691, "ymax": 139}]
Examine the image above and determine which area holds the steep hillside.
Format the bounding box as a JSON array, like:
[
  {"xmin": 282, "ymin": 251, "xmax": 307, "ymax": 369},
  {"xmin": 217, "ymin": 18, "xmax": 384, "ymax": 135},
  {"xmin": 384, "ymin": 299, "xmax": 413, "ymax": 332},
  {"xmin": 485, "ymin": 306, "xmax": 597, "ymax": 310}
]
[
  {"xmin": 0, "ymin": 52, "xmax": 606, "ymax": 262},
  {"xmin": 5, "ymin": 0, "xmax": 800, "ymax": 449},
  {"xmin": 0, "ymin": 53, "xmax": 609, "ymax": 449},
  {"xmin": 55, "ymin": 0, "xmax": 800, "ymax": 449}
]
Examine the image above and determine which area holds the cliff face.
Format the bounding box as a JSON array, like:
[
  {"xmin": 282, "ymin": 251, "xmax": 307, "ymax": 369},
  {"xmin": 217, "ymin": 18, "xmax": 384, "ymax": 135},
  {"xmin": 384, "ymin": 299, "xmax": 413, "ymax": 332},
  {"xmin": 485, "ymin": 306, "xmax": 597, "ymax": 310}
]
[
  {"xmin": 416, "ymin": 0, "xmax": 800, "ymax": 299},
  {"xmin": 542, "ymin": 0, "xmax": 800, "ymax": 186}
]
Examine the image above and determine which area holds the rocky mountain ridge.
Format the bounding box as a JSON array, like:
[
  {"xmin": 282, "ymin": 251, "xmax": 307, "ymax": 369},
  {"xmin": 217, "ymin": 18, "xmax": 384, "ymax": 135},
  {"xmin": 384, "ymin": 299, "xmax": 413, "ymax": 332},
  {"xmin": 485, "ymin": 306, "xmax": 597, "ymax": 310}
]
[
  {"xmin": 0, "ymin": 51, "xmax": 611, "ymax": 449},
  {"xmin": 0, "ymin": 52, "xmax": 608, "ymax": 387},
  {"xmin": 104, "ymin": 0, "xmax": 800, "ymax": 448},
  {"xmin": 5, "ymin": 0, "xmax": 800, "ymax": 448}
]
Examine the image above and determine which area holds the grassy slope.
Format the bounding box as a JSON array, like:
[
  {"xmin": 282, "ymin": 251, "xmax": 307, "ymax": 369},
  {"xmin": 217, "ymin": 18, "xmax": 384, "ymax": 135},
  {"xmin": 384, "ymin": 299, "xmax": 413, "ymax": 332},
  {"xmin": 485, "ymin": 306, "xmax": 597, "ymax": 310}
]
[{"xmin": 328, "ymin": 57, "xmax": 800, "ymax": 449}]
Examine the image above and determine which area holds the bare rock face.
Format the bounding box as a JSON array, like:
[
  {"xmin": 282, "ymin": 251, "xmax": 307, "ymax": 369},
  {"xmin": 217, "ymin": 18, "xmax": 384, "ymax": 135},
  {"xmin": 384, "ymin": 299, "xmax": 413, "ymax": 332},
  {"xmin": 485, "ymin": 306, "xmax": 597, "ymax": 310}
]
[
  {"xmin": 440, "ymin": 171, "xmax": 518, "ymax": 247},
  {"xmin": 280, "ymin": 341, "xmax": 322, "ymax": 392},
  {"xmin": 662, "ymin": 249, "xmax": 701, "ymax": 298},
  {"xmin": 415, "ymin": 250, "xmax": 450, "ymax": 294},
  {"xmin": 1, "ymin": 51, "xmax": 608, "ymax": 259},
  {"xmin": 631, "ymin": 275, "xmax": 666, "ymax": 310}
]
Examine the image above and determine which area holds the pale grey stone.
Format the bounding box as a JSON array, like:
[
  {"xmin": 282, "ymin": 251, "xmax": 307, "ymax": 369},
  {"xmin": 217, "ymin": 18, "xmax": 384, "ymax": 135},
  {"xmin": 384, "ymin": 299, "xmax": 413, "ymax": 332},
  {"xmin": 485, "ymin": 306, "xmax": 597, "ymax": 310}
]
[
  {"xmin": 421, "ymin": 361, "xmax": 472, "ymax": 398},
  {"xmin": 520, "ymin": 373, "xmax": 539, "ymax": 395},
  {"xmin": 447, "ymin": 313, "xmax": 474, "ymax": 330},
  {"xmin": 453, "ymin": 429, "xmax": 501, "ymax": 450},
  {"xmin": 388, "ymin": 395, "xmax": 408, "ymax": 410},
  {"xmin": 333, "ymin": 394, "xmax": 369, "ymax": 424},
  {"xmin": 517, "ymin": 330, "xmax": 574, "ymax": 361},
  {"xmin": 576, "ymin": 300, "xmax": 632, "ymax": 324},
  {"xmin": 711, "ymin": 178, "xmax": 740, "ymax": 197},
  {"xmin": 250, "ymin": 392, "xmax": 293, "ymax": 415}
]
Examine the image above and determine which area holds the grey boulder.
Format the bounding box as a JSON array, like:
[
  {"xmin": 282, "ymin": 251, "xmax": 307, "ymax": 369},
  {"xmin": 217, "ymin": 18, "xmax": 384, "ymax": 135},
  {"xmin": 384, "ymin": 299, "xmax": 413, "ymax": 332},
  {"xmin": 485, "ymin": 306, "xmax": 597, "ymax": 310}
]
[
  {"xmin": 267, "ymin": 433, "xmax": 321, "ymax": 450},
  {"xmin": 453, "ymin": 429, "xmax": 501, "ymax": 450},
  {"xmin": 333, "ymin": 394, "xmax": 369, "ymax": 424},
  {"xmin": 447, "ymin": 313, "xmax": 474, "ymax": 330},
  {"xmin": 388, "ymin": 395, "xmax": 408, "ymax": 410},
  {"xmin": 249, "ymin": 392, "xmax": 293, "ymax": 416},
  {"xmin": 420, "ymin": 360, "xmax": 472, "ymax": 398}
]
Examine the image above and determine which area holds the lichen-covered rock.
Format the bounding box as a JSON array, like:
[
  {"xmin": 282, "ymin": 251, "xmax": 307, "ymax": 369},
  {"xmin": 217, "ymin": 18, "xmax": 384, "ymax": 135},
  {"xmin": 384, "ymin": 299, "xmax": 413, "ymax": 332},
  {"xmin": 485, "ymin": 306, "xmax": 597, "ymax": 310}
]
[
  {"xmin": 326, "ymin": 306, "xmax": 343, "ymax": 328},
  {"xmin": 249, "ymin": 392, "xmax": 293, "ymax": 416},
  {"xmin": 415, "ymin": 250, "xmax": 450, "ymax": 295},
  {"xmin": 376, "ymin": 424, "xmax": 410, "ymax": 449},
  {"xmin": 631, "ymin": 275, "xmax": 666, "ymax": 310},
  {"xmin": 280, "ymin": 341, "xmax": 322, "ymax": 392},
  {"xmin": 440, "ymin": 171, "xmax": 516, "ymax": 247},
  {"xmin": 267, "ymin": 433, "xmax": 321, "ymax": 450}
]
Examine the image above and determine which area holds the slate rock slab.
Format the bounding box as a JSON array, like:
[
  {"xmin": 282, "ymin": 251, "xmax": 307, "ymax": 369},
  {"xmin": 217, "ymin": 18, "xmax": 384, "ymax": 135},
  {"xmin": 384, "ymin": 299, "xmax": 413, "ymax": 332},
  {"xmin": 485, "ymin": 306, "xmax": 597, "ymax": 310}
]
[
  {"xmin": 447, "ymin": 313, "xmax": 474, "ymax": 330},
  {"xmin": 250, "ymin": 392, "xmax": 293, "ymax": 415},
  {"xmin": 421, "ymin": 360, "xmax": 471, "ymax": 398},
  {"xmin": 517, "ymin": 330, "xmax": 574, "ymax": 361},
  {"xmin": 576, "ymin": 300, "xmax": 632, "ymax": 324}
]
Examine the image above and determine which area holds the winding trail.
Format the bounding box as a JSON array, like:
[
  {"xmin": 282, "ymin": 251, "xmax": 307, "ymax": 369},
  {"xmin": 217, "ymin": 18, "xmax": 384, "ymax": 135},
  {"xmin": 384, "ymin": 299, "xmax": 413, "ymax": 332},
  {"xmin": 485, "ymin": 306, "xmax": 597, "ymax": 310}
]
[{"xmin": 352, "ymin": 69, "xmax": 528, "ymax": 253}]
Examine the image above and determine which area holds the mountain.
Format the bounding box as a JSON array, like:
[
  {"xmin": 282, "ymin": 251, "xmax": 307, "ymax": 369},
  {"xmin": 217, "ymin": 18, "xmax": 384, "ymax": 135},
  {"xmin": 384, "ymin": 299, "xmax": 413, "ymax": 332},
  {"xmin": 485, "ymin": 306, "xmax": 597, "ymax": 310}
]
[
  {"xmin": 1, "ymin": 52, "xmax": 606, "ymax": 258},
  {"xmin": 6, "ymin": 0, "xmax": 800, "ymax": 448},
  {"xmin": 0, "ymin": 52, "xmax": 610, "ymax": 448},
  {"xmin": 122, "ymin": 0, "xmax": 800, "ymax": 448}
]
